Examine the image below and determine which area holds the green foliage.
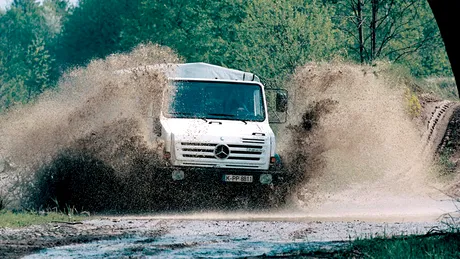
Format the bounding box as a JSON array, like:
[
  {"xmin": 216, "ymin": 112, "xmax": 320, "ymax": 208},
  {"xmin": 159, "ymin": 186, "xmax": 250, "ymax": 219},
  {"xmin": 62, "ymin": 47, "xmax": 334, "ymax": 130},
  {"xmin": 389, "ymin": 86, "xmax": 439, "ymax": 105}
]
[
  {"xmin": 391, "ymin": 1, "xmax": 453, "ymax": 77},
  {"xmin": 328, "ymin": 0, "xmax": 453, "ymax": 77},
  {"xmin": 120, "ymin": 0, "xmax": 339, "ymax": 86},
  {"xmin": 0, "ymin": 209, "xmax": 89, "ymax": 228},
  {"xmin": 404, "ymin": 88, "xmax": 421, "ymax": 118},
  {"xmin": 120, "ymin": 0, "xmax": 247, "ymax": 68},
  {"xmin": 57, "ymin": 0, "xmax": 140, "ymax": 68},
  {"xmin": 438, "ymin": 146, "xmax": 456, "ymax": 175},
  {"xmin": 421, "ymin": 77, "xmax": 458, "ymax": 100},
  {"xmin": 0, "ymin": 0, "xmax": 59, "ymax": 111},
  {"xmin": 224, "ymin": 0, "xmax": 340, "ymax": 86},
  {"xmin": 0, "ymin": 0, "xmax": 456, "ymax": 112}
]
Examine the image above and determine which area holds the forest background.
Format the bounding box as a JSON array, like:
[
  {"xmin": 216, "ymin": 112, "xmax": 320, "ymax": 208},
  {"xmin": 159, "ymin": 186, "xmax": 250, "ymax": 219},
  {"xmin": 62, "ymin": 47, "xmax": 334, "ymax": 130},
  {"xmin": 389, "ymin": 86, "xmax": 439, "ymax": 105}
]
[{"xmin": 0, "ymin": 0, "xmax": 454, "ymax": 112}]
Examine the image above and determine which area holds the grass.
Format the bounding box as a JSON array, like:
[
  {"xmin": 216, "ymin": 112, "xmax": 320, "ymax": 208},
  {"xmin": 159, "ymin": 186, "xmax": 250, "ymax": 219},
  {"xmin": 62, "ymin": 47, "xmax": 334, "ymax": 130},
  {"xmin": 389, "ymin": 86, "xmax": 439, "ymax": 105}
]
[
  {"xmin": 0, "ymin": 209, "xmax": 90, "ymax": 228},
  {"xmin": 338, "ymin": 231, "xmax": 460, "ymax": 258},
  {"xmin": 297, "ymin": 228, "xmax": 460, "ymax": 258},
  {"xmin": 421, "ymin": 77, "xmax": 458, "ymax": 101},
  {"xmin": 438, "ymin": 147, "xmax": 457, "ymax": 175},
  {"xmin": 298, "ymin": 213, "xmax": 460, "ymax": 259}
]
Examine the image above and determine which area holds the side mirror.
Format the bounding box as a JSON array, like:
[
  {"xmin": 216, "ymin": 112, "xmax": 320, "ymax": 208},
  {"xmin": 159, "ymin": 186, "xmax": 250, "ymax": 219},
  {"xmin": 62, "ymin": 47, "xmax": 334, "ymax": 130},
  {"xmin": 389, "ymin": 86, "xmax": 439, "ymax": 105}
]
[
  {"xmin": 265, "ymin": 88, "xmax": 288, "ymax": 123},
  {"xmin": 276, "ymin": 92, "xmax": 288, "ymax": 112}
]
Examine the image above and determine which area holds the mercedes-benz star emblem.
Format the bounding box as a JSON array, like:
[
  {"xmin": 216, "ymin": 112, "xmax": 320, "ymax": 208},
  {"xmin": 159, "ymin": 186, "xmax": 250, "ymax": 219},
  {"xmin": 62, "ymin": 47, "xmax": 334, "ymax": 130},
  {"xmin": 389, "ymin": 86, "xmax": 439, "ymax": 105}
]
[{"xmin": 214, "ymin": 144, "xmax": 230, "ymax": 159}]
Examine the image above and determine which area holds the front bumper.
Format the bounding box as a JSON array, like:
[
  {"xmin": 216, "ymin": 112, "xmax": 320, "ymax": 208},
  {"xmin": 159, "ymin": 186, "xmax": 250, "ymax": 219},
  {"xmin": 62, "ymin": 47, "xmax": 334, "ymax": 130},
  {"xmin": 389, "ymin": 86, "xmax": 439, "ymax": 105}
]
[{"xmin": 160, "ymin": 166, "xmax": 286, "ymax": 186}]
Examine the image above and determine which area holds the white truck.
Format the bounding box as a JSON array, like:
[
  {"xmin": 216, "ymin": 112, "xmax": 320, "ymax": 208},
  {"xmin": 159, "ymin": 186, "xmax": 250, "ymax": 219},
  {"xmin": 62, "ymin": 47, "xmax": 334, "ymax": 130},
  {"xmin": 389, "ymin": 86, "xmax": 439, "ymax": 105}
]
[{"xmin": 150, "ymin": 63, "xmax": 289, "ymax": 205}]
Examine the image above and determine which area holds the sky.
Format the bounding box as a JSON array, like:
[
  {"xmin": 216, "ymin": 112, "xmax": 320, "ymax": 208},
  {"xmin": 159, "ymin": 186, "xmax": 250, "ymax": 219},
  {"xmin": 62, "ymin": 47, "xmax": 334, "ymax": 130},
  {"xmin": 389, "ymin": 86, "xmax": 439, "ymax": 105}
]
[{"xmin": 0, "ymin": 0, "xmax": 78, "ymax": 10}]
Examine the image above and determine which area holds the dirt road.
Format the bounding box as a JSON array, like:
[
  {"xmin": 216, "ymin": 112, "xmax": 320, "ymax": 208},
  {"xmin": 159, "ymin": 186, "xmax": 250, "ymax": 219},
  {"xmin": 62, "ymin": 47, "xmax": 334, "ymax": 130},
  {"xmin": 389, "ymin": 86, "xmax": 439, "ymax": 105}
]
[{"xmin": 2, "ymin": 202, "xmax": 458, "ymax": 259}]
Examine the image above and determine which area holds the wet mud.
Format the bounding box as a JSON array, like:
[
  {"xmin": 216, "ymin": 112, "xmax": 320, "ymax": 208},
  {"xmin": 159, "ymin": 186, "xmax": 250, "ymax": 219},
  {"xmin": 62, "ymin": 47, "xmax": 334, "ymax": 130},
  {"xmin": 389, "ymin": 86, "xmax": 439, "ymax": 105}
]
[{"xmin": 3, "ymin": 214, "xmax": 456, "ymax": 259}]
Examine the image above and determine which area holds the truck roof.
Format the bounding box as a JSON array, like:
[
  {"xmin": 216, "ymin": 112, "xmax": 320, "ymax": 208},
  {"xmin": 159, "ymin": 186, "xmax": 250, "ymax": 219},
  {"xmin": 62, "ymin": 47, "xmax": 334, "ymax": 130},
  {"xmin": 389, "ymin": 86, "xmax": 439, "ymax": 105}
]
[{"xmin": 115, "ymin": 62, "xmax": 261, "ymax": 82}]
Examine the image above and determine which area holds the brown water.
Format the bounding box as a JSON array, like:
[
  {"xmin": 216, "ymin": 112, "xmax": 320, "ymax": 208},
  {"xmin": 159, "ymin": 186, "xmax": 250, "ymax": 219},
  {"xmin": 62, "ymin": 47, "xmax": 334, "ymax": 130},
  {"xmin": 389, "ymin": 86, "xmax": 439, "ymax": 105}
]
[
  {"xmin": 277, "ymin": 62, "xmax": 455, "ymax": 218},
  {"xmin": 0, "ymin": 49, "xmax": 456, "ymax": 218},
  {"xmin": 0, "ymin": 44, "xmax": 180, "ymax": 210}
]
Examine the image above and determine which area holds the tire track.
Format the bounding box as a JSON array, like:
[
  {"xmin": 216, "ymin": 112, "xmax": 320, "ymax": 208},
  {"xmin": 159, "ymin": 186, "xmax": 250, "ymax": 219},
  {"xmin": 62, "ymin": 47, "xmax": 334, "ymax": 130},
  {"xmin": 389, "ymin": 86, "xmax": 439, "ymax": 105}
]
[{"xmin": 421, "ymin": 100, "xmax": 460, "ymax": 157}]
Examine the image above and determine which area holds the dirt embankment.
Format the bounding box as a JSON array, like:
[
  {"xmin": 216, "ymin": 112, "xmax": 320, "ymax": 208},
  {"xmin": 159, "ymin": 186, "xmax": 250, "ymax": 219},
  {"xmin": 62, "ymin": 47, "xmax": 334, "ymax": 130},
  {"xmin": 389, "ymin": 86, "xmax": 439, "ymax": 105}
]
[{"xmin": 433, "ymin": 104, "xmax": 460, "ymax": 197}]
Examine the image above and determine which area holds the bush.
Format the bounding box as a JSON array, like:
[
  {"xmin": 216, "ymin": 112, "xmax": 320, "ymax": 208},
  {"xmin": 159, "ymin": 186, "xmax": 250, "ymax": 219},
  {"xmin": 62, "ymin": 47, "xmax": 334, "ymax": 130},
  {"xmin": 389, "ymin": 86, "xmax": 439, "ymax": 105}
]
[{"xmin": 405, "ymin": 88, "xmax": 422, "ymax": 118}]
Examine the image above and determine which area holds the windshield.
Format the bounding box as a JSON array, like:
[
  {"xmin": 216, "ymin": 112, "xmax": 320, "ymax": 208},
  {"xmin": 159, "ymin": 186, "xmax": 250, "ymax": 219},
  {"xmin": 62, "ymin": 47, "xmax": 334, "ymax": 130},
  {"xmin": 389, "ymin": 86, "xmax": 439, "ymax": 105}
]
[{"xmin": 165, "ymin": 81, "xmax": 265, "ymax": 122}]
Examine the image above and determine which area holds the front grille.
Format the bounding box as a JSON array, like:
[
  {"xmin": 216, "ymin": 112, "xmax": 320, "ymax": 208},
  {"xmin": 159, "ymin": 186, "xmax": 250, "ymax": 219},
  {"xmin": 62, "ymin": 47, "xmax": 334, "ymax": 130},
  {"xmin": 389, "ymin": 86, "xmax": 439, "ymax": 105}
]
[
  {"xmin": 227, "ymin": 144, "xmax": 262, "ymax": 149},
  {"xmin": 179, "ymin": 141, "xmax": 265, "ymax": 162},
  {"xmin": 181, "ymin": 142, "xmax": 216, "ymax": 146},
  {"xmin": 183, "ymin": 154, "xmax": 215, "ymax": 158},
  {"xmin": 227, "ymin": 157, "xmax": 260, "ymax": 161},
  {"xmin": 242, "ymin": 138, "xmax": 266, "ymax": 144}
]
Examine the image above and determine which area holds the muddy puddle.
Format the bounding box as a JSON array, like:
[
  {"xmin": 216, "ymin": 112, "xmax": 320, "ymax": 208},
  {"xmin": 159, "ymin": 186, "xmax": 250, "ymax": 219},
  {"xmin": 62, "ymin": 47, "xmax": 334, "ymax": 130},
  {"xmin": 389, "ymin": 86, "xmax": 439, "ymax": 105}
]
[
  {"xmin": 22, "ymin": 215, "xmax": 453, "ymax": 259},
  {"xmin": 24, "ymin": 236, "xmax": 344, "ymax": 258},
  {"xmin": 20, "ymin": 197, "xmax": 460, "ymax": 259}
]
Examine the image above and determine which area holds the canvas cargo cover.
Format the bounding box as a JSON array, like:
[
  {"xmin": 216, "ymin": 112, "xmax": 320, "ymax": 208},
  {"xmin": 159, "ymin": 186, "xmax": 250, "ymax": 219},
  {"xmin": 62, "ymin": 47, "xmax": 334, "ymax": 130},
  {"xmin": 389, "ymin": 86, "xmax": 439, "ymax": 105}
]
[{"xmin": 116, "ymin": 62, "xmax": 261, "ymax": 82}]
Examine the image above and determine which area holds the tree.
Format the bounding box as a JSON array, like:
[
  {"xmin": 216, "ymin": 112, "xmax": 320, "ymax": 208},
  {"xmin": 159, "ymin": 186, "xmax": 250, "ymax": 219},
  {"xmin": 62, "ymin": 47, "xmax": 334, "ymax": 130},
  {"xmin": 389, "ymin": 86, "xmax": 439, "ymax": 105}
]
[
  {"xmin": 120, "ymin": 0, "xmax": 246, "ymax": 64},
  {"xmin": 225, "ymin": 0, "xmax": 339, "ymax": 85},
  {"xmin": 0, "ymin": 0, "xmax": 57, "ymax": 111},
  {"xmin": 330, "ymin": 1, "xmax": 449, "ymax": 71},
  {"xmin": 121, "ymin": 0, "xmax": 339, "ymax": 85},
  {"xmin": 57, "ymin": 0, "xmax": 140, "ymax": 68}
]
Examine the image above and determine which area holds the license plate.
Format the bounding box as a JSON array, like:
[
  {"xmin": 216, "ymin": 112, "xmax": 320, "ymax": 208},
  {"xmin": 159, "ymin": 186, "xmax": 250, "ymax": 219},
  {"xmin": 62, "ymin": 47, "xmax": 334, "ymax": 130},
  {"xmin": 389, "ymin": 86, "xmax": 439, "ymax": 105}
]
[{"xmin": 224, "ymin": 174, "xmax": 253, "ymax": 183}]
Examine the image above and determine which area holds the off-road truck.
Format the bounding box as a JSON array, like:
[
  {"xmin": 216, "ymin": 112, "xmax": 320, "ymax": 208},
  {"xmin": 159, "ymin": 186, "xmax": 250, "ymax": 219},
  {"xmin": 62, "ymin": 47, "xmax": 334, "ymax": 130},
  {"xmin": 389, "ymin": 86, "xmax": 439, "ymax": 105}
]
[{"xmin": 145, "ymin": 63, "xmax": 289, "ymax": 205}]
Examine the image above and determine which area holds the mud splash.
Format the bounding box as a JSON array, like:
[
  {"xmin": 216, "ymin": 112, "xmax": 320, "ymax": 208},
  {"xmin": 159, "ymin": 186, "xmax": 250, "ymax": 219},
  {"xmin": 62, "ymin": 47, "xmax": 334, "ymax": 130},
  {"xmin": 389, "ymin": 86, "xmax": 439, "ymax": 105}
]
[
  {"xmin": 278, "ymin": 62, "xmax": 456, "ymax": 217},
  {"xmin": 0, "ymin": 44, "xmax": 181, "ymax": 211},
  {"xmin": 0, "ymin": 52, "xmax": 456, "ymax": 216}
]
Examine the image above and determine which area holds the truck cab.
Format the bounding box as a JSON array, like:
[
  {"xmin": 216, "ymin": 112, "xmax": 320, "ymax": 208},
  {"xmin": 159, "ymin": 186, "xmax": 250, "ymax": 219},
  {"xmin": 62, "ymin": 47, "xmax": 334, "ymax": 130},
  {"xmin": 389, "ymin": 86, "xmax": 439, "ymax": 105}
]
[{"xmin": 158, "ymin": 63, "xmax": 286, "ymax": 189}]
